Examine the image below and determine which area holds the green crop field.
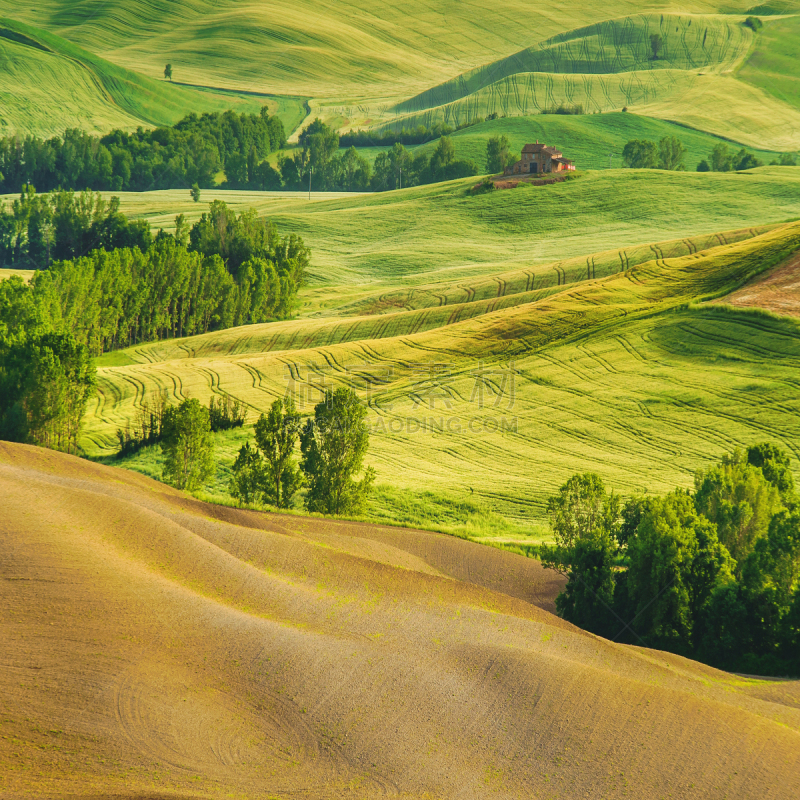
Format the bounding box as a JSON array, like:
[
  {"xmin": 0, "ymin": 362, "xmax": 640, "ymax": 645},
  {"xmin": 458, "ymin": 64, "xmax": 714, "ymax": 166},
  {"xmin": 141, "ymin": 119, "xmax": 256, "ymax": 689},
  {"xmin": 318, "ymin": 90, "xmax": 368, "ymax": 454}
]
[
  {"xmin": 738, "ymin": 13, "xmax": 800, "ymax": 112},
  {"xmin": 0, "ymin": 18, "xmax": 307, "ymax": 136},
  {"xmin": 84, "ymin": 220, "xmax": 800, "ymax": 535},
  {"xmin": 41, "ymin": 166, "xmax": 798, "ymax": 315}
]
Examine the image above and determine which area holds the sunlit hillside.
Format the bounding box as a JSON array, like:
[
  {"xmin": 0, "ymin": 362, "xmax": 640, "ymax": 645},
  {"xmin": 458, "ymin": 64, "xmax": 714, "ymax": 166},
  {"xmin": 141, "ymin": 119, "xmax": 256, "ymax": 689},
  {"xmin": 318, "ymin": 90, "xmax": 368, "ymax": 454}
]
[
  {"xmin": 0, "ymin": 17, "xmax": 308, "ymax": 136},
  {"xmin": 85, "ymin": 221, "xmax": 800, "ymax": 528}
]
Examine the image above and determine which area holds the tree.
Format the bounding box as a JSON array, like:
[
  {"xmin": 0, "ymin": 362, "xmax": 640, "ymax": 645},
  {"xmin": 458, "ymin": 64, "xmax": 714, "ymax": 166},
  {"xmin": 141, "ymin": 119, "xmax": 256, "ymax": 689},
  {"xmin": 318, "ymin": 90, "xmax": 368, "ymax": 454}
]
[
  {"xmin": 164, "ymin": 64, "xmax": 173, "ymax": 81},
  {"xmin": 300, "ymin": 388, "xmax": 375, "ymax": 516},
  {"xmin": 658, "ymin": 136, "xmax": 686, "ymax": 170},
  {"xmin": 229, "ymin": 442, "xmax": 266, "ymax": 505},
  {"xmin": 649, "ymin": 33, "xmax": 663, "ymax": 60},
  {"xmin": 744, "ymin": 16, "xmax": 763, "ymax": 32},
  {"xmin": 547, "ymin": 472, "xmax": 614, "ymax": 550},
  {"xmin": 694, "ymin": 449, "xmax": 783, "ymax": 567},
  {"xmin": 556, "ymin": 530, "xmax": 617, "ymax": 637},
  {"xmin": 485, "ymin": 135, "xmax": 515, "ymax": 173},
  {"xmin": 161, "ymin": 398, "xmax": 215, "ymax": 490},
  {"xmin": 696, "ymin": 159, "xmax": 711, "ymax": 172},
  {"xmin": 747, "ymin": 442, "xmax": 795, "ymax": 500},
  {"xmin": 626, "ymin": 490, "xmax": 733, "ymax": 652},
  {"xmin": 622, "ymin": 139, "xmax": 658, "ymax": 169},
  {"xmin": 254, "ymin": 398, "xmax": 303, "ymax": 508},
  {"xmin": 190, "ymin": 183, "xmax": 201, "ymax": 202},
  {"xmin": 710, "ymin": 143, "xmax": 733, "ymax": 172},
  {"xmin": 0, "ymin": 332, "xmax": 95, "ymax": 453},
  {"xmin": 734, "ymin": 149, "xmax": 762, "ymax": 171}
]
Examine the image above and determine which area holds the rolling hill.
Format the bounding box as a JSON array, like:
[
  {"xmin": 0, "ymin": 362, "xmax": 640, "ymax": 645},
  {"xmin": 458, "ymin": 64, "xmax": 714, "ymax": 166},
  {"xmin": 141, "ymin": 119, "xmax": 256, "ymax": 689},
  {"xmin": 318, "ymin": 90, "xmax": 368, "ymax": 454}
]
[
  {"xmin": 2, "ymin": 441, "xmax": 799, "ymax": 799},
  {"xmin": 82, "ymin": 167, "xmax": 800, "ymax": 314},
  {"xmin": 0, "ymin": 1, "xmax": 753, "ymax": 101},
  {"xmin": 376, "ymin": 12, "xmax": 800, "ymax": 151},
  {"xmin": 0, "ymin": 17, "xmax": 307, "ymax": 137},
  {"xmin": 84, "ymin": 217, "xmax": 800, "ymax": 529}
]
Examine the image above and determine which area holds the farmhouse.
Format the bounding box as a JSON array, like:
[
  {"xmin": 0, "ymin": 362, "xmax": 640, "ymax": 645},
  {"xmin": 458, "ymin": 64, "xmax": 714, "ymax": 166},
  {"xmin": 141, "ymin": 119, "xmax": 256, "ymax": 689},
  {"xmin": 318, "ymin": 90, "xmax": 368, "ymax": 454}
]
[{"xmin": 505, "ymin": 142, "xmax": 576, "ymax": 175}]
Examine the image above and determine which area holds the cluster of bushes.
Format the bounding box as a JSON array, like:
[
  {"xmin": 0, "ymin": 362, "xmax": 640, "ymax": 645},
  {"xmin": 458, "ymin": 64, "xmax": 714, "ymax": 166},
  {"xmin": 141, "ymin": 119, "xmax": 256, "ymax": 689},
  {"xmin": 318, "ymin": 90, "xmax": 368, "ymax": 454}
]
[
  {"xmin": 0, "ymin": 109, "xmax": 286, "ymax": 194},
  {"xmin": 116, "ymin": 390, "xmax": 246, "ymax": 458},
  {"xmin": 544, "ymin": 444, "xmax": 800, "ymax": 676},
  {"xmin": 229, "ymin": 390, "xmax": 374, "ymax": 515},
  {"xmin": 696, "ymin": 143, "xmax": 796, "ymax": 172},
  {"xmin": 541, "ymin": 104, "xmax": 585, "ymax": 115},
  {"xmin": 279, "ymin": 120, "xmax": 478, "ymax": 192},
  {"xmin": 622, "ymin": 136, "xmax": 688, "ymax": 170},
  {"xmin": 0, "ymin": 196, "xmax": 308, "ymax": 353}
]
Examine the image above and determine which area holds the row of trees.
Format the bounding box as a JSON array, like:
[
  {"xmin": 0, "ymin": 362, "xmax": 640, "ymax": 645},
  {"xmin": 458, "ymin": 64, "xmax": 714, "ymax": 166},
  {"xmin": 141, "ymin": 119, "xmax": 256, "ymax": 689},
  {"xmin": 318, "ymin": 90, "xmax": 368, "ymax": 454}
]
[
  {"xmin": 0, "ymin": 198, "xmax": 309, "ymax": 353},
  {"xmin": 623, "ymin": 137, "xmax": 797, "ymax": 173},
  {"xmin": 0, "ymin": 188, "xmax": 151, "ymax": 268},
  {"xmin": 272, "ymin": 120, "xmax": 478, "ymax": 193},
  {"xmin": 622, "ymin": 136, "xmax": 689, "ymax": 170},
  {"xmin": 0, "ymin": 109, "xmax": 286, "ymax": 194},
  {"xmin": 544, "ymin": 444, "xmax": 799, "ymax": 675},
  {"xmin": 697, "ymin": 143, "xmax": 796, "ymax": 172},
  {"xmin": 229, "ymin": 390, "xmax": 375, "ymax": 515}
]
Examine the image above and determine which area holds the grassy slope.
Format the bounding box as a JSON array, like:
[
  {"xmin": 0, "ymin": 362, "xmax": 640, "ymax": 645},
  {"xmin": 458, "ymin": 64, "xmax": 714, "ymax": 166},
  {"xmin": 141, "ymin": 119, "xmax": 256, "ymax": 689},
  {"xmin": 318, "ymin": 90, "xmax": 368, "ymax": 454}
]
[
  {"xmin": 0, "ymin": 1, "xmax": 751, "ymax": 101},
  {"xmin": 0, "ymin": 18, "xmax": 306, "ymax": 136},
  {"xmin": 3, "ymin": 443, "xmax": 798, "ymax": 799},
  {"xmin": 412, "ymin": 113, "xmax": 783, "ymax": 171},
  {"xmin": 85, "ymin": 223, "xmax": 800, "ymax": 530},
  {"xmin": 64, "ymin": 167, "xmax": 800, "ymax": 314},
  {"xmin": 374, "ymin": 12, "xmax": 800, "ymax": 151},
  {"xmin": 738, "ymin": 13, "xmax": 800, "ymax": 111}
]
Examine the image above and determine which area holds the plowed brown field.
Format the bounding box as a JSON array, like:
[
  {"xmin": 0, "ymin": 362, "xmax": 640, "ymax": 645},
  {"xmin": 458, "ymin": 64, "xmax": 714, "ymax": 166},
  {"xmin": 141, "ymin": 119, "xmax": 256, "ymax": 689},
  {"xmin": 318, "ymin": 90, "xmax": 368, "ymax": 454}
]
[
  {"xmin": 718, "ymin": 247, "xmax": 800, "ymax": 317},
  {"xmin": 2, "ymin": 442, "xmax": 799, "ymax": 799}
]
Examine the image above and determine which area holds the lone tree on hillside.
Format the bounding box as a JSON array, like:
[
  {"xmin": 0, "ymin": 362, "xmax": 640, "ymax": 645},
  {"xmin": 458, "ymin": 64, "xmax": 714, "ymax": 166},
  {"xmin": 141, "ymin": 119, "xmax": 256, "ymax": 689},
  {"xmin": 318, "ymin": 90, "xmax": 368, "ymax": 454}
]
[
  {"xmin": 649, "ymin": 33, "xmax": 663, "ymax": 60},
  {"xmin": 164, "ymin": 64, "xmax": 173, "ymax": 81},
  {"xmin": 161, "ymin": 398, "xmax": 215, "ymax": 490},
  {"xmin": 300, "ymin": 388, "xmax": 375, "ymax": 516},
  {"xmin": 190, "ymin": 183, "xmax": 201, "ymax": 202}
]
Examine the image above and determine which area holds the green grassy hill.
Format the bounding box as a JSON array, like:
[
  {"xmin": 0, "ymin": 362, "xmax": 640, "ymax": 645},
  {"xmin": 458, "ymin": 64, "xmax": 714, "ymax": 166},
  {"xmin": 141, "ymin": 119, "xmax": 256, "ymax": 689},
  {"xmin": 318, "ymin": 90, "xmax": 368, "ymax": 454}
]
[
  {"xmin": 71, "ymin": 166, "xmax": 800, "ymax": 315},
  {"xmin": 85, "ymin": 222, "xmax": 800, "ymax": 532},
  {"xmin": 0, "ymin": 1, "xmax": 753, "ymax": 101},
  {"xmin": 398, "ymin": 14, "xmax": 753, "ymax": 113},
  {"xmin": 408, "ymin": 113, "xmax": 782, "ymax": 171},
  {"xmin": 369, "ymin": 12, "xmax": 800, "ymax": 151},
  {"xmin": 0, "ymin": 18, "xmax": 306, "ymax": 136},
  {"xmin": 738, "ymin": 12, "xmax": 800, "ymax": 111}
]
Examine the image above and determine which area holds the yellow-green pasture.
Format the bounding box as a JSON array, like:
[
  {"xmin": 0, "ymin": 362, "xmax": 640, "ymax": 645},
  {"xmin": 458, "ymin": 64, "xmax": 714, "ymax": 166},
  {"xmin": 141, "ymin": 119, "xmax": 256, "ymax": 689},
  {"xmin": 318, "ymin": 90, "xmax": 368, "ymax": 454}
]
[
  {"xmin": 18, "ymin": 166, "xmax": 798, "ymax": 317},
  {"xmin": 85, "ymin": 223, "xmax": 800, "ymax": 529}
]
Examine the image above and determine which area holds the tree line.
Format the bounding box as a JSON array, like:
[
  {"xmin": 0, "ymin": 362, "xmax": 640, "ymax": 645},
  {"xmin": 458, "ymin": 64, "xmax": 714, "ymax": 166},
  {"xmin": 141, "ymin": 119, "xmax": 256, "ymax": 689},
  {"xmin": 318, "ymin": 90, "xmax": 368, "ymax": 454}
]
[
  {"xmin": 0, "ymin": 196, "xmax": 308, "ymax": 353},
  {"xmin": 623, "ymin": 136, "xmax": 796, "ymax": 172},
  {"xmin": 1, "ymin": 198, "xmax": 309, "ymax": 451},
  {"xmin": 276, "ymin": 120, "xmax": 478, "ymax": 193},
  {"xmin": 543, "ymin": 444, "xmax": 799, "ymax": 676},
  {"xmin": 0, "ymin": 108, "xmax": 286, "ymax": 194}
]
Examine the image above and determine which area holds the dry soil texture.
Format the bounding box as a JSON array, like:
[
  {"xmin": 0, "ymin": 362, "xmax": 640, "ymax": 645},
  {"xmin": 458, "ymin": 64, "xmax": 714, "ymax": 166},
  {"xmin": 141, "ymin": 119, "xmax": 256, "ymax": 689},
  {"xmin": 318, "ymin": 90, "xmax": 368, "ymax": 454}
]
[
  {"xmin": 1, "ymin": 442, "xmax": 799, "ymax": 799},
  {"xmin": 719, "ymin": 248, "xmax": 800, "ymax": 317}
]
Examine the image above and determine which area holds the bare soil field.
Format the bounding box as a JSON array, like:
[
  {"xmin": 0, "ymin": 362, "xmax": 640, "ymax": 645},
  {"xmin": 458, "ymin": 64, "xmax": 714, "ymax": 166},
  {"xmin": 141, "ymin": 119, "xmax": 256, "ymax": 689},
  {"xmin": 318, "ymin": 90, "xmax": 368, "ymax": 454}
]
[
  {"xmin": 717, "ymin": 246, "xmax": 800, "ymax": 317},
  {"xmin": 1, "ymin": 442, "xmax": 799, "ymax": 799}
]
